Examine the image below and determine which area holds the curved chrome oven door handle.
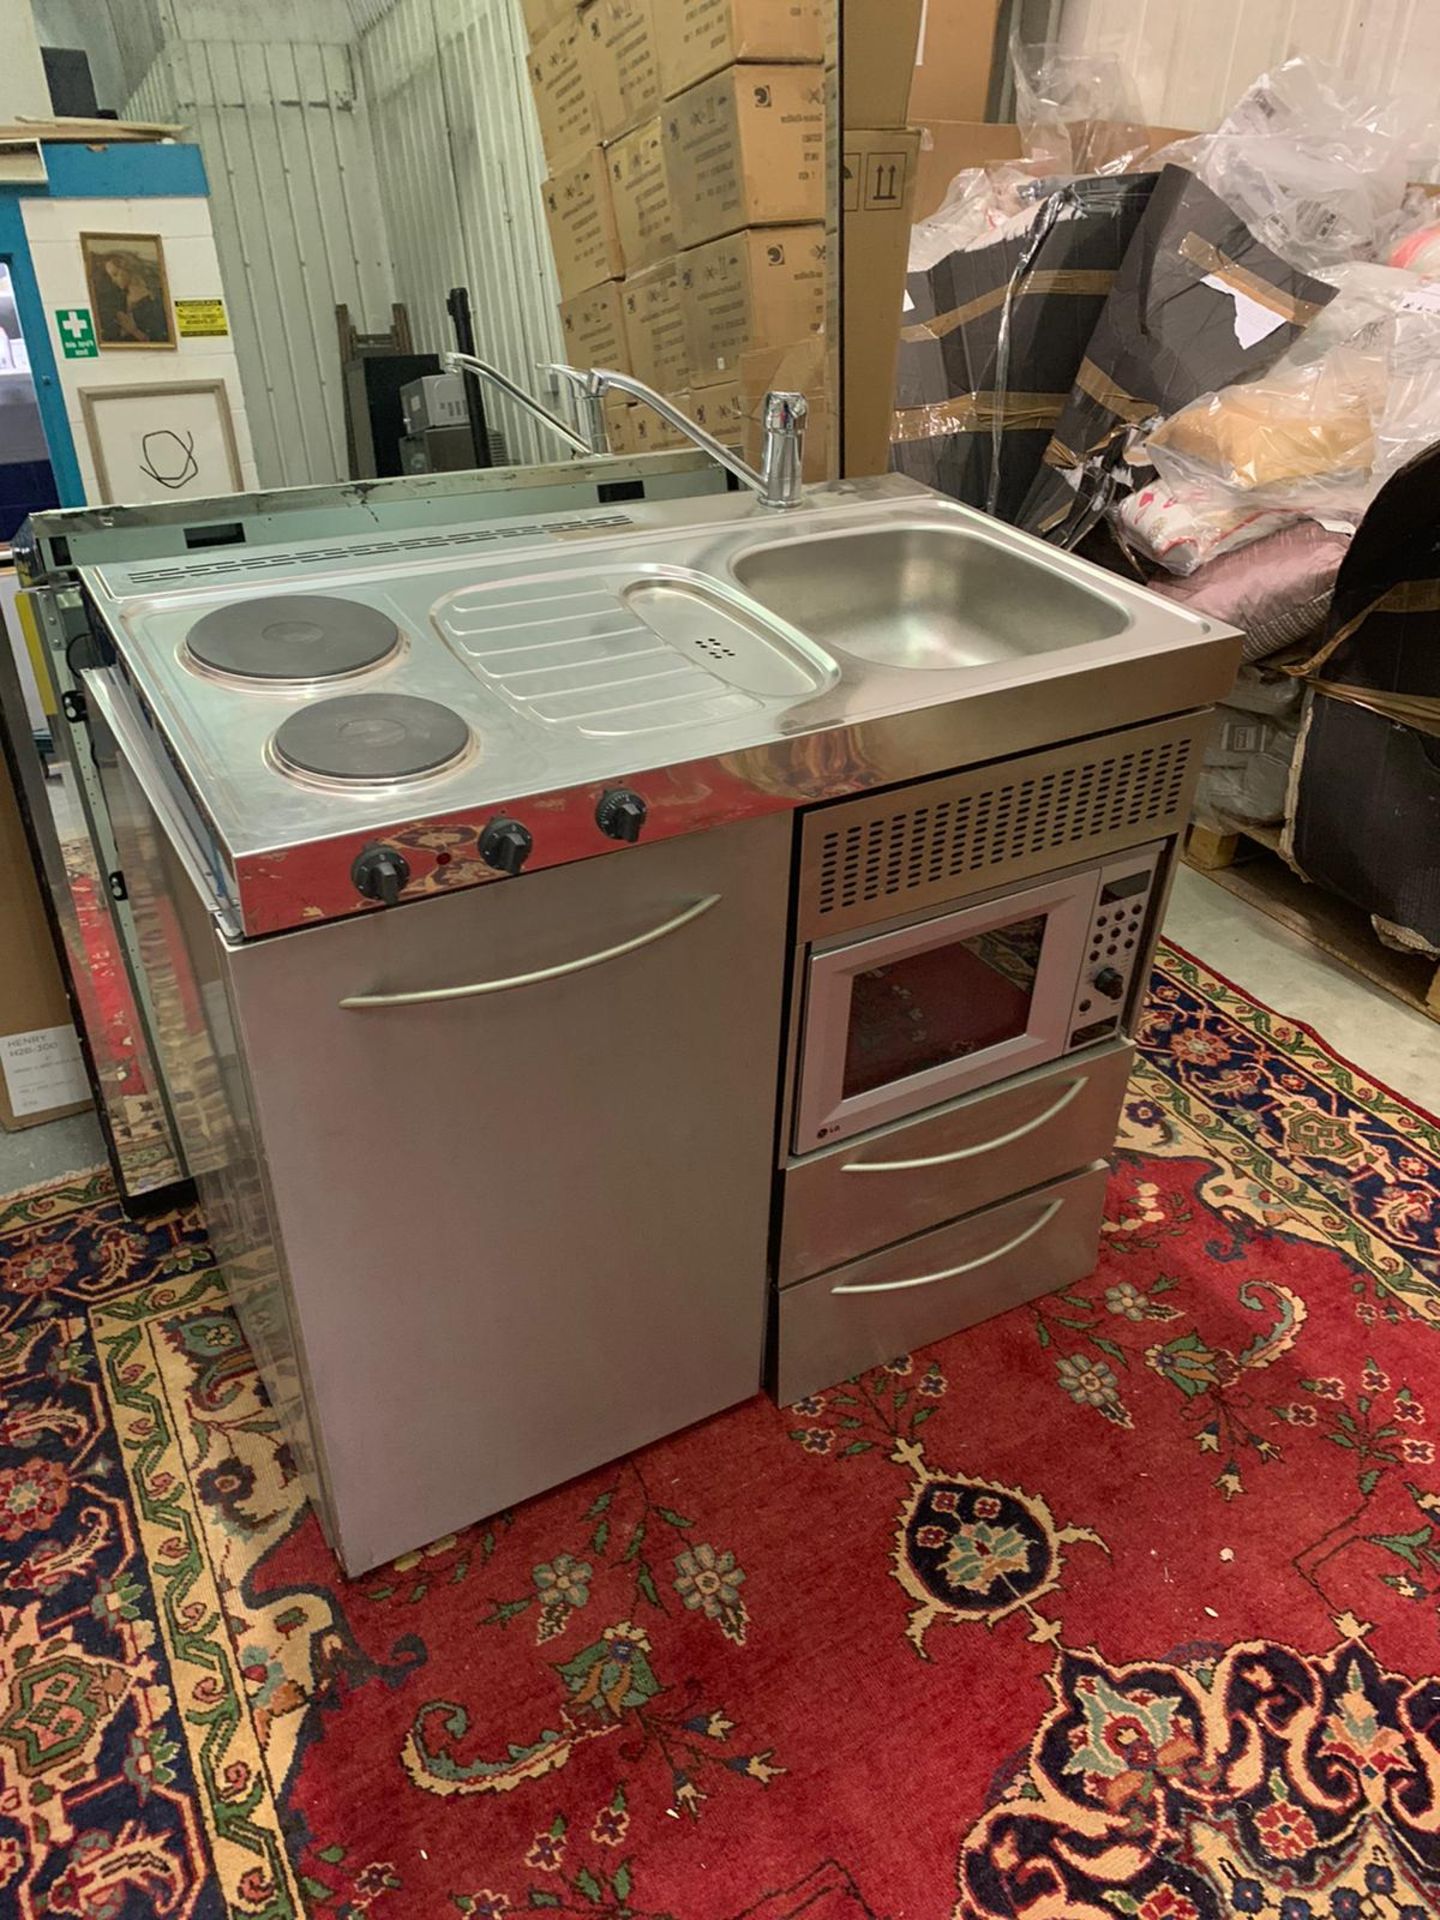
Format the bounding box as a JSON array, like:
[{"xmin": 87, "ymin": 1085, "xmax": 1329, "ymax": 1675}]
[
  {"xmin": 339, "ymin": 894, "xmax": 721, "ymax": 1009},
  {"xmin": 830, "ymin": 1198, "xmax": 1064, "ymax": 1296},
  {"xmin": 839, "ymin": 1076, "xmax": 1087, "ymax": 1175}
]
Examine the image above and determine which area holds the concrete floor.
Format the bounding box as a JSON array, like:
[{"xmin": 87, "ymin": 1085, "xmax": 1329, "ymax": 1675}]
[
  {"xmin": 0, "ymin": 866, "xmax": 1434, "ymax": 1207},
  {"xmin": 0, "ymin": 1108, "xmax": 107, "ymax": 1198}
]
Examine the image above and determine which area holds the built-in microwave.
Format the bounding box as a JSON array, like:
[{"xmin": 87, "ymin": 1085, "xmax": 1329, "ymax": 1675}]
[{"xmin": 791, "ymin": 842, "xmax": 1165, "ymax": 1153}]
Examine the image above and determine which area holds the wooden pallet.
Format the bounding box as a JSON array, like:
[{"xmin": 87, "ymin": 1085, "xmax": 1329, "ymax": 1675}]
[{"xmin": 1182, "ymin": 818, "xmax": 1440, "ymax": 1023}]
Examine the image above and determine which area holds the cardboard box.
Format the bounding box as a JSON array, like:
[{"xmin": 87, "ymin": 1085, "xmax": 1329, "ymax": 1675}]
[
  {"xmin": 690, "ymin": 374, "xmax": 743, "ymax": 438},
  {"xmin": 912, "ymin": 119, "xmax": 1020, "ymax": 222},
  {"xmin": 0, "ymin": 750, "xmax": 90, "ymax": 1132},
  {"xmin": 842, "ymin": 126, "xmax": 921, "ymax": 477},
  {"xmin": 602, "ymin": 392, "xmax": 637, "ymax": 452},
  {"xmin": 841, "ymin": 0, "xmax": 924, "ymax": 128},
  {"xmin": 608, "ymin": 117, "xmax": 676, "ymax": 272},
  {"xmin": 664, "ymin": 63, "xmax": 825, "ymax": 252},
  {"xmin": 559, "ymin": 279, "xmax": 632, "ymax": 372},
  {"xmin": 908, "ymin": 0, "xmax": 1002, "ymax": 125},
  {"xmin": 528, "ymin": 14, "xmax": 600, "ymax": 173},
  {"xmin": 657, "ymin": 0, "xmax": 824, "ymax": 98},
  {"xmin": 680, "ymin": 224, "xmax": 827, "ymax": 388},
  {"xmin": 581, "ymin": 0, "xmax": 661, "ymax": 141},
  {"xmin": 631, "ymin": 391, "xmax": 694, "ymax": 451},
  {"xmin": 542, "ymin": 147, "xmax": 625, "ymax": 300},
  {"xmin": 740, "ymin": 335, "xmax": 832, "ymax": 481},
  {"xmin": 522, "ymin": 0, "xmax": 569, "ymax": 45},
  {"xmin": 622, "ymin": 259, "xmax": 690, "ymax": 388}
]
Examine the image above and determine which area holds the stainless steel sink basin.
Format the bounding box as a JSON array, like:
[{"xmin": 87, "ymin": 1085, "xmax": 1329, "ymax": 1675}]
[{"xmin": 732, "ymin": 523, "xmax": 1131, "ymax": 669}]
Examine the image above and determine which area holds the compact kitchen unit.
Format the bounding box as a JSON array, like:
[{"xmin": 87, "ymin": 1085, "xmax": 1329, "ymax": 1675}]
[{"xmin": 8, "ymin": 462, "xmax": 1238, "ymax": 1575}]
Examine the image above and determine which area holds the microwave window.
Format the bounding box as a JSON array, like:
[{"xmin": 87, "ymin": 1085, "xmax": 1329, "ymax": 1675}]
[{"xmin": 841, "ymin": 913, "xmax": 1047, "ymax": 1101}]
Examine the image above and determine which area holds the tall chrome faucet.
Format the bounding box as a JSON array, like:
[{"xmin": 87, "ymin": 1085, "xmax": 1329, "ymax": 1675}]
[
  {"xmin": 441, "ymin": 351, "xmax": 602, "ymax": 457},
  {"xmin": 549, "ymin": 366, "xmax": 809, "ymax": 509}
]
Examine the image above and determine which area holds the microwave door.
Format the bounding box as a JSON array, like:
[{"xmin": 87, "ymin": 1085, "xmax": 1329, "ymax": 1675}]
[{"xmin": 793, "ymin": 871, "xmax": 1100, "ymax": 1153}]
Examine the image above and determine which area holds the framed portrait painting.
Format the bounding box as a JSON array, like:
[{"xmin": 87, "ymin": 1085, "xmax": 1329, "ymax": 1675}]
[{"xmin": 80, "ymin": 232, "xmax": 176, "ymax": 350}]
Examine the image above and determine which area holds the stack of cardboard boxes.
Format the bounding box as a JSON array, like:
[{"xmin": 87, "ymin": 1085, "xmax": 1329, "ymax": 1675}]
[{"xmin": 527, "ymin": 0, "xmax": 830, "ymax": 469}]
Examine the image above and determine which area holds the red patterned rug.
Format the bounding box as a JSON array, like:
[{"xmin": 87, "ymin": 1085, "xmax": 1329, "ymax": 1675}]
[{"xmin": 1, "ymin": 942, "xmax": 1438, "ymax": 1920}]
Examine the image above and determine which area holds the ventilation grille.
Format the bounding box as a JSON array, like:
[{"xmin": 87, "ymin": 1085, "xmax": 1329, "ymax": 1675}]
[
  {"xmin": 801, "ymin": 722, "xmax": 1200, "ymax": 939},
  {"xmin": 113, "ymin": 512, "xmax": 637, "ymax": 590}
]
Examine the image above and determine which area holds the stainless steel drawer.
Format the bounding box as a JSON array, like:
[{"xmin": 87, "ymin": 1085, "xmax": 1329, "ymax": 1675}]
[
  {"xmin": 777, "ymin": 1040, "xmax": 1132, "ymax": 1285},
  {"xmin": 771, "ymin": 1164, "xmax": 1109, "ymax": 1406}
]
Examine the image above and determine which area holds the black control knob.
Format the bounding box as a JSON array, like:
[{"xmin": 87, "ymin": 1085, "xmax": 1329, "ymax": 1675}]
[
  {"xmin": 479, "ymin": 817, "xmax": 533, "ymax": 876},
  {"xmin": 596, "ymin": 787, "xmax": 648, "ymax": 843},
  {"xmin": 352, "ymin": 845, "xmax": 410, "ymax": 908},
  {"xmin": 1094, "ymin": 967, "xmax": 1126, "ymax": 1002}
]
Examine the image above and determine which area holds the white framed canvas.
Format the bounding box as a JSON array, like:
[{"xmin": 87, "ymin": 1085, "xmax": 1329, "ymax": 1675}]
[{"xmin": 80, "ymin": 380, "xmax": 243, "ymax": 504}]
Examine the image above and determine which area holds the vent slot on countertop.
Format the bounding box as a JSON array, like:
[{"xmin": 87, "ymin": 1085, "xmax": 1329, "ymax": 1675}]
[
  {"xmin": 797, "ymin": 716, "xmax": 1204, "ymax": 940},
  {"xmin": 106, "ymin": 514, "xmax": 638, "ymax": 590}
]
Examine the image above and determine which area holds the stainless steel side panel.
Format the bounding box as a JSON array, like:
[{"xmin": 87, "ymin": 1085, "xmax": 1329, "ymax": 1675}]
[
  {"xmin": 777, "ymin": 1041, "xmax": 1133, "ymax": 1285},
  {"xmin": 222, "ymin": 813, "xmax": 792, "ymax": 1575},
  {"xmin": 772, "ymin": 1164, "xmax": 1110, "ymax": 1406}
]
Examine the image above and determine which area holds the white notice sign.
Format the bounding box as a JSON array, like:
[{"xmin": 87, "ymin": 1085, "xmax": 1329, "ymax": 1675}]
[{"xmin": 1, "ymin": 1024, "xmax": 89, "ymax": 1117}]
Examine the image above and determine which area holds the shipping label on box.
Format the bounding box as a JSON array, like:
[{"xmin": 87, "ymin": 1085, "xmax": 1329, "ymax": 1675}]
[
  {"xmin": 664, "ymin": 64, "xmax": 825, "ymax": 252},
  {"xmin": 0, "ymin": 1023, "xmax": 88, "ymax": 1121},
  {"xmin": 582, "ymin": 0, "xmax": 661, "ymax": 140},
  {"xmin": 560, "ymin": 280, "xmax": 632, "ymax": 372},
  {"xmin": 608, "ymin": 118, "xmax": 677, "ymax": 273},
  {"xmin": 529, "ymin": 15, "xmax": 600, "ymax": 172},
  {"xmin": 681, "ymin": 225, "xmax": 826, "ymax": 386},
  {"xmin": 622, "ymin": 259, "xmax": 690, "ymax": 388},
  {"xmin": 543, "ymin": 146, "xmax": 626, "ymax": 300},
  {"xmin": 658, "ymin": 0, "xmax": 824, "ymax": 98}
]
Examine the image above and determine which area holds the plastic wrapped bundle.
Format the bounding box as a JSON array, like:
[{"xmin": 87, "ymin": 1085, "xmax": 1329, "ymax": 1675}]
[
  {"xmin": 891, "ymin": 174, "xmax": 1157, "ymax": 523},
  {"xmin": 1019, "ymin": 166, "xmax": 1335, "ymax": 549},
  {"xmin": 1194, "ymin": 671, "xmax": 1306, "ymax": 827}
]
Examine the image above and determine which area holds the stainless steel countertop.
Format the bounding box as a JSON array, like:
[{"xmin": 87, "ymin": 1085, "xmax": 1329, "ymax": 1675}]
[{"xmin": 84, "ymin": 475, "xmax": 1233, "ymax": 874}]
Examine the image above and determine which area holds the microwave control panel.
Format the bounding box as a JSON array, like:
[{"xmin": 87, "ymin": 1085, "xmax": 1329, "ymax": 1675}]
[{"xmin": 1069, "ymin": 843, "xmax": 1165, "ymax": 1046}]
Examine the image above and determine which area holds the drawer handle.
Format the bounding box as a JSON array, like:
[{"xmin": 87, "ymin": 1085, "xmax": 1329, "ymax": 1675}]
[
  {"xmin": 830, "ymin": 1198, "xmax": 1064, "ymax": 1295},
  {"xmin": 339, "ymin": 895, "xmax": 721, "ymax": 1008},
  {"xmin": 840, "ymin": 1077, "xmax": 1088, "ymax": 1175}
]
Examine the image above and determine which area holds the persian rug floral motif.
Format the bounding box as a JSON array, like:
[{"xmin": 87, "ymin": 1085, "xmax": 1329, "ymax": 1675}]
[{"xmin": 0, "ymin": 944, "xmax": 1437, "ymax": 1918}]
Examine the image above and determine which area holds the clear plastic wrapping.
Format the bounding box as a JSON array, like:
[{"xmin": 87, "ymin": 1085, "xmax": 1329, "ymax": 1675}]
[
  {"xmin": 893, "ymin": 173, "xmax": 1157, "ymax": 523},
  {"xmin": 1152, "ymin": 59, "xmax": 1426, "ymax": 274},
  {"xmin": 1011, "ymin": 40, "xmax": 1152, "ymax": 180},
  {"xmin": 1127, "ymin": 263, "xmax": 1440, "ymax": 547}
]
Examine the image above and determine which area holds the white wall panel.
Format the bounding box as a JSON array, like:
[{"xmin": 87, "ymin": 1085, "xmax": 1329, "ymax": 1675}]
[
  {"xmin": 21, "ymin": 192, "xmax": 259, "ymax": 502},
  {"xmin": 130, "ymin": 35, "xmax": 396, "ymax": 489},
  {"xmin": 359, "ymin": 0, "xmax": 565, "ymax": 468},
  {"xmin": 1060, "ymin": 0, "xmax": 1440, "ymax": 136}
]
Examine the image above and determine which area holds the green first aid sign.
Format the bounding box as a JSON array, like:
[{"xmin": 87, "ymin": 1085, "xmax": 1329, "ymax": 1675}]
[{"xmin": 55, "ymin": 308, "xmax": 97, "ymax": 358}]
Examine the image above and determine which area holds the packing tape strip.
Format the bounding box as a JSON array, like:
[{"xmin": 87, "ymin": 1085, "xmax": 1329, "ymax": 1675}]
[
  {"xmin": 898, "ymin": 270, "xmax": 1118, "ymax": 346},
  {"xmin": 1289, "ymin": 575, "xmax": 1440, "ymax": 678},
  {"xmin": 1177, "ymin": 232, "xmax": 1329, "ymax": 327},
  {"xmin": 890, "ymin": 392, "xmax": 1071, "ymax": 443}
]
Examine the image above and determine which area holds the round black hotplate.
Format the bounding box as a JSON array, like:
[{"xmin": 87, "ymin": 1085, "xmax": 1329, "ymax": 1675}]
[
  {"xmin": 272, "ymin": 694, "xmax": 471, "ymax": 784},
  {"xmin": 186, "ymin": 594, "xmax": 400, "ymax": 682}
]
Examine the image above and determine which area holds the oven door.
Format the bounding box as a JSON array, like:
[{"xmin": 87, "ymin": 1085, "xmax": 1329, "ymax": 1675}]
[{"xmin": 793, "ymin": 868, "xmax": 1101, "ymax": 1153}]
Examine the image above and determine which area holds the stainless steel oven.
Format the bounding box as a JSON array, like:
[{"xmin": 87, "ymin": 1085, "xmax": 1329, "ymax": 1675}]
[{"xmin": 792, "ymin": 841, "xmax": 1164, "ymax": 1153}]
